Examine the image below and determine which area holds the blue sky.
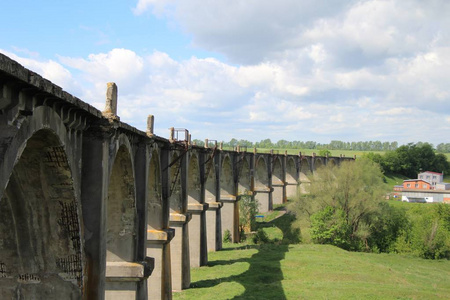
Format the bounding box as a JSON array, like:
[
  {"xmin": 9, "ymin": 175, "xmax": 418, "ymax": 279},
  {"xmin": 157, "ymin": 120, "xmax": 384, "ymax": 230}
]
[{"xmin": 2, "ymin": 0, "xmax": 450, "ymax": 145}]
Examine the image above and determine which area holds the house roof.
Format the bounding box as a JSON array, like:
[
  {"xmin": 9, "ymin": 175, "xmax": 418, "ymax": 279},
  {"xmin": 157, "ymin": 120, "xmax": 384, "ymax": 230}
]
[
  {"xmin": 419, "ymin": 171, "xmax": 443, "ymax": 175},
  {"xmin": 403, "ymin": 179, "xmax": 431, "ymax": 184}
]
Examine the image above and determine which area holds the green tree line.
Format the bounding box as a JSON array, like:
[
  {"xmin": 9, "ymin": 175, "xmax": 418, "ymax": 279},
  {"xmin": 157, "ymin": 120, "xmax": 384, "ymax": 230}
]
[
  {"xmin": 364, "ymin": 143, "xmax": 450, "ymax": 178},
  {"xmin": 194, "ymin": 138, "xmax": 450, "ymax": 153},
  {"xmin": 195, "ymin": 138, "xmax": 403, "ymax": 151}
]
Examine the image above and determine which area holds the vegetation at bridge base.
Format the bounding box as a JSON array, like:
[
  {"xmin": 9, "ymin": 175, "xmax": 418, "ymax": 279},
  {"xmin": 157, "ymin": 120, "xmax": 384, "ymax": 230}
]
[
  {"xmin": 290, "ymin": 158, "xmax": 450, "ymax": 259},
  {"xmin": 238, "ymin": 192, "xmax": 259, "ymax": 237},
  {"xmin": 174, "ymin": 204, "xmax": 450, "ymax": 300},
  {"xmin": 292, "ymin": 158, "xmax": 387, "ymax": 251}
]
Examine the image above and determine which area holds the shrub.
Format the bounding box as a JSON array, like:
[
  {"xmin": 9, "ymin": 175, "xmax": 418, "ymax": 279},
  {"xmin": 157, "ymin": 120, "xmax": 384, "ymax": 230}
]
[
  {"xmin": 223, "ymin": 229, "xmax": 232, "ymax": 243},
  {"xmin": 239, "ymin": 193, "xmax": 259, "ymax": 233},
  {"xmin": 252, "ymin": 228, "xmax": 269, "ymax": 244},
  {"xmin": 310, "ymin": 206, "xmax": 353, "ymax": 250}
]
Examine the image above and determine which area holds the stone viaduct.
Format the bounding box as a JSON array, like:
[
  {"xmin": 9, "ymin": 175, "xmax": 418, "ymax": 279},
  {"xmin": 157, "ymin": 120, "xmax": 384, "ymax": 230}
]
[{"xmin": 0, "ymin": 54, "xmax": 354, "ymax": 299}]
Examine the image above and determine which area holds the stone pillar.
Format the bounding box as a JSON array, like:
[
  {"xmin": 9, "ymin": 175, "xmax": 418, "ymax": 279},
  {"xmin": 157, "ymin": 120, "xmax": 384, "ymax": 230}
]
[
  {"xmin": 220, "ymin": 195, "xmax": 239, "ymax": 242},
  {"xmin": 81, "ymin": 132, "xmax": 109, "ymax": 299},
  {"xmin": 146, "ymin": 229, "xmax": 175, "ymax": 300},
  {"xmin": 187, "ymin": 203, "xmax": 209, "ymax": 267},
  {"xmin": 105, "ymin": 258, "xmax": 154, "ymax": 300},
  {"xmin": 169, "ymin": 213, "xmax": 191, "ymax": 291},
  {"xmin": 146, "ymin": 115, "xmax": 155, "ymax": 137},
  {"xmin": 254, "ymin": 188, "xmax": 272, "ymax": 213},
  {"xmin": 285, "ymin": 181, "xmax": 298, "ymax": 199},
  {"xmin": 205, "ymin": 201, "xmax": 223, "ymax": 252},
  {"xmin": 272, "ymin": 181, "xmax": 286, "ymax": 205},
  {"xmin": 103, "ymin": 82, "xmax": 119, "ymax": 120}
]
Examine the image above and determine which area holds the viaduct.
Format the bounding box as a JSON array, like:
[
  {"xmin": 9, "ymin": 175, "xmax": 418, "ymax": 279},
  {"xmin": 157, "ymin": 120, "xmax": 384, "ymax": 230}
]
[{"xmin": 0, "ymin": 54, "xmax": 354, "ymax": 299}]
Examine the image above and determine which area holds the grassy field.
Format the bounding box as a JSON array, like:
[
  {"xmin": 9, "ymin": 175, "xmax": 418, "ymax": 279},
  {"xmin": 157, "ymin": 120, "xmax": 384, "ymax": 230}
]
[
  {"xmin": 254, "ymin": 148, "xmax": 381, "ymax": 158},
  {"xmin": 174, "ymin": 208, "xmax": 450, "ymax": 300},
  {"xmin": 225, "ymin": 147, "xmax": 450, "ymax": 160}
]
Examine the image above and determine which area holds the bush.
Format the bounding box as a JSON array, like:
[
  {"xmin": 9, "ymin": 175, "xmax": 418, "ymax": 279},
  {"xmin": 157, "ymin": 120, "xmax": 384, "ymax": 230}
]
[
  {"xmin": 239, "ymin": 193, "xmax": 259, "ymax": 233},
  {"xmin": 223, "ymin": 229, "xmax": 232, "ymax": 243},
  {"xmin": 393, "ymin": 203, "xmax": 450, "ymax": 259},
  {"xmin": 368, "ymin": 202, "xmax": 409, "ymax": 253},
  {"xmin": 252, "ymin": 228, "xmax": 269, "ymax": 244},
  {"xmin": 310, "ymin": 206, "xmax": 353, "ymax": 250}
]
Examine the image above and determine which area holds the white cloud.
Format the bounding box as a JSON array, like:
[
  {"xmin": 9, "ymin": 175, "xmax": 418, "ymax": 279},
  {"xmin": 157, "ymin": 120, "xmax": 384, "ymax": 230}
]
[{"xmin": 4, "ymin": 0, "xmax": 450, "ymax": 144}]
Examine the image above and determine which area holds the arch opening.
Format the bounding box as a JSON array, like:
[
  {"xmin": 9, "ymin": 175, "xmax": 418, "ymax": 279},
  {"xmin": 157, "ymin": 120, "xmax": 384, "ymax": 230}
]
[
  {"xmin": 188, "ymin": 155, "xmax": 201, "ymax": 204},
  {"xmin": 0, "ymin": 129, "xmax": 83, "ymax": 297},
  {"xmin": 237, "ymin": 159, "xmax": 251, "ymax": 195},
  {"xmin": 106, "ymin": 145, "xmax": 137, "ymax": 262},
  {"xmin": 272, "ymin": 158, "xmax": 283, "ymax": 183},
  {"xmin": 220, "ymin": 156, "xmax": 234, "ymax": 197},
  {"xmin": 255, "ymin": 157, "xmax": 268, "ymax": 189},
  {"xmin": 286, "ymin": 157, "xmax": 297, "ymax": 183},
  {"xmin": 204, "ymin": 159, "xmax": 216, "ymax": 202}
]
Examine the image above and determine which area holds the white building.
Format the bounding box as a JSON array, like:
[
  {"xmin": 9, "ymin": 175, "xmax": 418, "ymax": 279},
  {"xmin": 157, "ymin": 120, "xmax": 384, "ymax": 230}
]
[
  {"xmin": 401, "ymin": 190, "xmax": 450, "ymax": 203},
  {"xmin": 418, "ymin": 171, "xmax": 443, "ymax": 187}
]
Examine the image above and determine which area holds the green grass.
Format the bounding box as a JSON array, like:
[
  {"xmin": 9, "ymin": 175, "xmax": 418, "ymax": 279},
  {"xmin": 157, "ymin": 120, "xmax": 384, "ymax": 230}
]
[
  {"xmin": 174, "ymin": 207, "xmax": 450, "ymax": 299},
  {"xmin": 384, "ymin": 173, "xmax": 409, "ymax": 190}
]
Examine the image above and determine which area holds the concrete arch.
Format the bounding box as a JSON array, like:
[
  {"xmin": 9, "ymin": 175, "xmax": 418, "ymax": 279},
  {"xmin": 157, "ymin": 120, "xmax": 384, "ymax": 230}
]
[
  {"xmin": 272, "ymin": 157, "xmax": 284, "ymax": 205},
  {"xmin": 285, "ymin": 157, "xmax": 298, "ymax": 199},
  {"xmin": 327, "ymin": 158, "xmax": 337, "ymax": 167},
  {"xmin": 106, "ymin": 139, "xmax": 137, "ymax": 263},
  {"xmin": 187, "ymin": 153, "xmax": 201, "ymax": 204},
  {"xmin": 237, "ymin": 157, "xmax": 251, "ymax": 195},
  {"xmin": 299, "ymin": 157, "xmax": 312, "ymax": 194},
  {"xmin": 148, "ymin": 148, "xmax": 163, "ymax": 230},
  {"xmin": 286, "ymin": 157, "xmax": 298, "ymax": 183},
  {"xmin": 272, "ymin": 157, "xmax": 283, "ymax": 184},
  {"xmin": 204, "ymin": 156, "xmax": 217, "ymax": 203},
  {"xmin": 314, "ymin": 157, "xmax": 324, "ymax": 170},
  {"xmin": 254, "ymin": 156, "xmax": 271, "ymax": 212},
  {"xmin": 220, "ymin": 154, "xmax": 238, "ymax": 242},
  {"xmin": 299, "ymin": 158, "xmax": 311, "ymax": 179},
  {"xmin": 0, "ymin": 128, "xmax": 83, "ymax": 298},
  {"xmin": 255, "ymin": 156, "xmax": 269, "ymax": 189},
  {"xmin": 0, "ymin": 106, "xmax": 76, "ymax": 200},
  {"xmin": 220, "ymin": 155, "xmax": 234, "ymax": 197}
]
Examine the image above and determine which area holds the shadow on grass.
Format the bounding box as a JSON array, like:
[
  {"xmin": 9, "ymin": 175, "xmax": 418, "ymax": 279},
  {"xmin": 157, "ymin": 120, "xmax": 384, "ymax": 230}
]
[{"xmin": 190, "ymin": 212, "xmax": 300, "ymax": 299}]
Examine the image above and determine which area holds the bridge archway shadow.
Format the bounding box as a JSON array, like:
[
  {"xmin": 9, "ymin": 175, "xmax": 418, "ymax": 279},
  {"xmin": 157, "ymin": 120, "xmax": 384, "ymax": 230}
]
[{"xmin": 187, "ymin": 208, "xmax": 300, "ymax": 299}]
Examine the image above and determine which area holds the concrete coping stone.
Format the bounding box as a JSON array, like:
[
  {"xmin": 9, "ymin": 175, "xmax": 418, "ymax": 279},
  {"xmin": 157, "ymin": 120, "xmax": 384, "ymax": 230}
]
[
  {"xmin": 105, "ymin": 257, "xmax": 154, "ymax": 281},
  {"xmin": 147, "ymin": 228, "xmax": 175, "ymax": 243},
  {"xmin": 220, "ymin": 195, "xmax": 237, "ymax": 202},
  {"xmin": 169, "ymin": 212, "xmax": 192, "ymax": 224},
  {"xmin": 285, "ymin": 181, "xmax": 299, "ymax": 185},
  {"xmin": 187, "ymin": 203, "xmax": 209, "ymax": 213},
  {"xmin": 206, "ymin": 201, "xmax": 222, "ymax": 209},
  {"xmin": 253, "ymin": 187, "xmax": 273, "ymax": 193},
  {"xmin": 272, "ymin": 180, "xmax": 286, "ymax": 187}
]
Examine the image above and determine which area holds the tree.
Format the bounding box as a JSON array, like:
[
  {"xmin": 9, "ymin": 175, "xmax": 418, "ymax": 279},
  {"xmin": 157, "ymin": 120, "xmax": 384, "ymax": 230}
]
[
  {"xmin": 304, "ymin": 158, "xmax": 387, "ymax": 250},
  {"xmin": 318, "ymin": 149, "xmax": 331, "ymax": 157},
  {"xmin": 381, "ymin": 143, "xmax": 450, "ymax": 177},
  {"xmin": 239, "ymin": 193, "xmax": 259, "ymax": 235}
]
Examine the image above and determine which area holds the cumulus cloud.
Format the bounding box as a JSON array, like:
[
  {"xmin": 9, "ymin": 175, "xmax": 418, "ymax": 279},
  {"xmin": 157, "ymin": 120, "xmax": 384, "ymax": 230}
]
[{"xmin": 3, "ymin": 0, "xmax": 450, "ymax": 144}]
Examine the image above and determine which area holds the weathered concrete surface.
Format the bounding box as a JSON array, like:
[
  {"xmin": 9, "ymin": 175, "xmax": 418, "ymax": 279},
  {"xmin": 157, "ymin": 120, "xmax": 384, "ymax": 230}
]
[
  {"xmin": 169, "ymin": 213, "xmax": 191, "ymax": 291},
  {"xmin": 205, "ymin": 201, "xmax": 222, "ymax": 252},
  {"xmin": 146, "ymin": 229, "xmax": 174, "ymax": 300},
  {"xmin": 0, "ymin": 53, "xmax": 354, "ymax": 299}
]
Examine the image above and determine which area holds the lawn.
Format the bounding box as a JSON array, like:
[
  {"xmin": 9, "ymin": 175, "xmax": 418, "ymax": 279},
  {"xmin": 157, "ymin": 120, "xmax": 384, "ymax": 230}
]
[{"xmin": 174, "ymin": 209, "xmax": 450, "ymax": 300}]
